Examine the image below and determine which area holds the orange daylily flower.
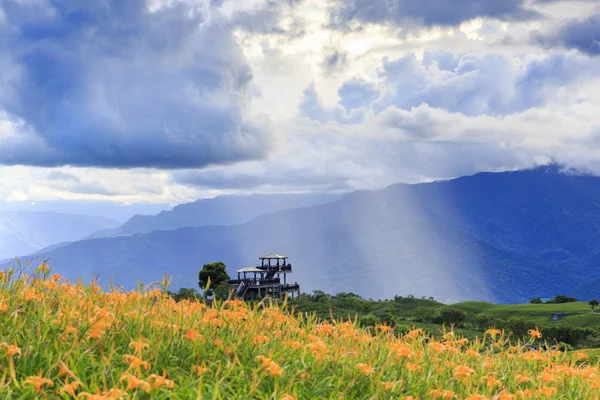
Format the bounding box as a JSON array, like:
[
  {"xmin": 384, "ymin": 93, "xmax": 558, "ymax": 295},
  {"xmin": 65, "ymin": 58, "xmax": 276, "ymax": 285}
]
[
  {"xmin": 528, "ymin": 328, "xmax": 543, "ymax": 339},
  {"xmin": 128, "ymin": 338, "xmax": 150, "ymax": 354},
  {"xmin": 267, "ymin": 361, "xmax": 285, "ymax": 377},
  {"xmin": 430, "ymin": 389, "xmax": 455, "ymax": 399},
  {"xmin": 123, "ymin": 354, "xmax": 151, "ymax": 371},
  {"xmin": 194, "ymin": 365, "xmax": 209, "ymax": 376},
  {"xmin": 356, "ymin": 363, "xmax": 373, "ymax": 376},
  {"xmin": 454, "ymin": 365, "xmax": 475, "ymax": 378},
  {"xmin": 60, "ymin": 380, "xmax": 83, "ymax": 396},
  {"xmin": 58, "ymin": 360, "xmax": 78, "ymax": 379},
  {"xmin": 1, "ymin": 343, "xmax": 21, "ymax": 357},
  {"xmin": 120, "ymin": 372, "xmax": 151, "ymax": 392},
  {"xmin": 148, "ymin": 374, "xmax": 175, "ymax": 389},
  {"xmin": 24, "ymin": 375, "xmax": 54, "ymax": 393}
]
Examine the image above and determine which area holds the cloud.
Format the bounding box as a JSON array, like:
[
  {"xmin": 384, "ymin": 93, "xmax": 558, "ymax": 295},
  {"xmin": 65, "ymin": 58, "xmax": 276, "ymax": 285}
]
[
  {"xmin": 46, "ymin": 171, "xmax": 80, "ymax": 182},
  {"xmin": 6, "ymin": 189, "xmax": 29, "ymax": 203},
  {"xmin": 2, "ymin": 0, "xmax": 600, "ymax": 202},
  {"xmin": 227, "ymin": 0, "xmax": 305, "ymax": 37},
  {"xmin": 0, "ymin": 0, "xmax": 272, "ymax": 169},
  {"xmin": 537, "ymin": 14, "xmax": 600, "ymax": 55},
  {"xmin": 373, "ymin": 52, "xmax": 600, "ymax": 117},
  {"xmin": 299, "ymin": 84, "xmax": 366, "ymax": 124},
  {"xmin": 321, "ymin": 47, "xmax": 349, "ymax": 74},
  {"xmin": 0, "ymin": 164, "xmax": 189, "ymax": 203},
  {"xmin": 172, "ymin": 111, "xmax": 535, "ymax": 193},
  {"xmin": 175, "ymin": 162, "xmax": 357, "ymax": 192},
  {"xmin": 175, "ymin": 83, "xmax": 600, "ymax": 193},
  {"xmin": 337, "ymin": 78, "xmax": 380, "ymax": 111},
  {"xmin": 328, "ymin": 0, "xmax": 539, "ymax": 30},
  {"xmin": 422, "ymin": 51, "xmax": 462, "ymax": 72},
  {"xmin": 174, "ymin": 120, "xmax": 387, "ymax": 192}
]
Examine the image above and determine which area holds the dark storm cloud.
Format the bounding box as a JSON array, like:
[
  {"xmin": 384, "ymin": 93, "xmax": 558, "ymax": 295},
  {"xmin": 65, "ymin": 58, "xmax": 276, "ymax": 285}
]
[
  {"xmin": 328, "ymin": 0, "xmax": 540, "ymax": 30},
  {"xmin": 537, "ymin": 14, "xmax": 600, "ymax": 56},
  {"xmin": 0, "ymin": 0, "xmax": 272, "ymax": 169}
]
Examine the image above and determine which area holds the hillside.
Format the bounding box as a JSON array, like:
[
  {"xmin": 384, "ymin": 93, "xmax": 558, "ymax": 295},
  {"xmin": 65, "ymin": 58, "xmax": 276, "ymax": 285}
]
[
  {"xmin": 0, "ymin": 211, "xmax": 118, "ymax": 260},
  {"xmin": 10, "ymin": 166, "xmax": 600, "ymax": 303},
  {"xmin": 397, "ymin": 165, "xmax": 600, "ymax": 266},
  {"xmin": 453, "ymin": 301, "xmax": 600, "ymax": 328},
  {"xmin": 1, "ymin": 271, "xmax": 596, "ymax": 399},
  {"xmin": 91, "ymin": 193, "xmax": 341, "ymax": 238},
  {"xmin": 292, "ymin": 293, "xmax": 600, "ymax": 348}
]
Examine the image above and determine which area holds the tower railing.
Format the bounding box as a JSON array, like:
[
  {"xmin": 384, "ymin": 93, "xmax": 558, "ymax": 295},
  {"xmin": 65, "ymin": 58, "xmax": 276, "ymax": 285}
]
[{"xmin": 235, "ymin": 281, "xmax": 249, "ymax": 298}]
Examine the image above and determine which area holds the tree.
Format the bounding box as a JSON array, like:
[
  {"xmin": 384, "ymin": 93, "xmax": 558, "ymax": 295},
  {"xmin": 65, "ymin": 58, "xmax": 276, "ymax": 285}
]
[
  {"xmin": 358, "ymin": 314, "xmax": 380, "ymax": 328},
  {"xmin": 589, "ymin": 299, "xmax": 599, "ymax": 313},
  {"xmin": 504, "ymin": 316, "xmax": 534, "ymax": 338},
  {"xmin": 546, "ymin": 295, "xmax": 577, "ymax": 304},
  {"xmin": 167, "ymin": 288, "xmax": 200, "ymax": 302},
  {"xmin": 198, "ymin": 262, "xmax": 230, "ymax": 296},
  {"xmin": 529, "ymin": 297, "xmax": 543, "ymax": 304},
  {"xmin": 436, "ymin": 307, "xmax": 467, "ymax": 326},
  {"xmin": 411, "ymin": 307, "xmax": 438, "ymax": 323},
  {"xmin": 214, "ymin": 281, "xmax": 234, "ymax": 300},
  {"xmin": 311, "ymin": 290, "xmax": 330, "ymax": 302}
]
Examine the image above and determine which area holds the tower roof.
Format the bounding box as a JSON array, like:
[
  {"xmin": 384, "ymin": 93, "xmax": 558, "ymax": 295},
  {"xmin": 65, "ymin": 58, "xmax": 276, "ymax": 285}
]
[
  {"xmin": 259, "ymin": 253, "xmax": 287, "ymax": 259},
  {"xmin": 236, "ymin": 266, "xmax": 263, "ymax": 273}
]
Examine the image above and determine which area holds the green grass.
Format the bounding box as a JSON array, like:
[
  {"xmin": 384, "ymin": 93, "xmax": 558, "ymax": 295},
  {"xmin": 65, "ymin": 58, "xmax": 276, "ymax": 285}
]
[
  {"xmin": 553, "ymin": 313, "xmax": 600, "ymax": 328},
  {"xmin": 455, "ymin": 301, "xmax": 599, "ymax": 327},
  {"xmin": 452, "ymin": 301, "xmax": 497, "ymax": 313}
]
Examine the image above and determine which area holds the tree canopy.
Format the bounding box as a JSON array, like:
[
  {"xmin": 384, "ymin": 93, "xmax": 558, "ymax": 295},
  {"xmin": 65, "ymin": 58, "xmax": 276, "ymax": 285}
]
[
  {"xmin": 546, "ymin": 295, "xmax": 577, "ymax": 304},
  {"xmin": 589, "ymin": 299, "xmax": 599, "ymax": 312},
  {"xmin": 198, "ymin": 262, "xmax": 230, "ymax": 295},
  {"xmin": 529, "ymin": 297, "xmax": 543, "ymax": 304}
]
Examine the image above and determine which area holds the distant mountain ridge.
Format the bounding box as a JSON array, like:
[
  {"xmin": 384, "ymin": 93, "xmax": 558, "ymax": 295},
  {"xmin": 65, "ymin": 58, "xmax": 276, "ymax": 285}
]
[
  {"xmin": 9, "ymin": 166, "xmax": 600, "ymax": 303},
  {"xmin": 0, "ymin": 211, "xmax": 118, "ymax": 260},
  {"xmin": 91, "ymin": 193, "xmax": 342, "ymax": 238}
]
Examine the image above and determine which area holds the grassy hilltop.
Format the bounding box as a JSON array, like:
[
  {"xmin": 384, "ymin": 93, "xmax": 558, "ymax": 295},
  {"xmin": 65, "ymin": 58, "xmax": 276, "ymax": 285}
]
[{"xmin": 453, "ymin": 301, "xmax": 600, "ymax": 328}]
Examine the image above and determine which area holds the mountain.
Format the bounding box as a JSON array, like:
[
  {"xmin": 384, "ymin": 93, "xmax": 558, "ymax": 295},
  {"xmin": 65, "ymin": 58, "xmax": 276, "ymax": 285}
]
[
  {"xmin": 9, "ymin": 166, "xmax": 600, "ymax": 303},
  {"xmin": 91, "ymin": 193, "xmax": 342, "ymax": 238},
  {"xmin": 0, "ymin": 211, "xmax": 119, "ymax": 260},
  {"xmin": 0, "ymin": 200, "xmax": 171, "ymax": 223}
]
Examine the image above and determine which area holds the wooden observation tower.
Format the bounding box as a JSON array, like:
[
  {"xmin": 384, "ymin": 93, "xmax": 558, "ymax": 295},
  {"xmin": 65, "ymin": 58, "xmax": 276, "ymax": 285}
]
[{"xmin": 228, "ymin": 253, "xmax": 300, "ymax": 301}]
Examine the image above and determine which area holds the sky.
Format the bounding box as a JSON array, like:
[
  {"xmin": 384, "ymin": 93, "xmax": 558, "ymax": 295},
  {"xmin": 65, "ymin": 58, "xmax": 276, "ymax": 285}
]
[{"xmin": 1, "ymin": 0, "xmax": 600, "ymax": 217}]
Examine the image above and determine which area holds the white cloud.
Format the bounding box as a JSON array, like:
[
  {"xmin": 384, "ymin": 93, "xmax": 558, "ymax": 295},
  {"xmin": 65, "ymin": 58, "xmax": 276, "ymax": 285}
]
[{"xmin": 6, "ymin": 189, "xmax": 29, "ymax": 203}]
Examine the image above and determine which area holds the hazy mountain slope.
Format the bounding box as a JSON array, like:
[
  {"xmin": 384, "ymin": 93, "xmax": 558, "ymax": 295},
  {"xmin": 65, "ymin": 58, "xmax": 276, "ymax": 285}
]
[
  {"xmin": 400, "ymin": 166, "xmax": 600, "ymax": 265},
  {"xmin": 12, "ymin": 166, "xmax": 600, "ymax": 303},
  {"xmin": 92, "ymin": 193, "xmax": 341, "ymax": 238},
  {"xmin": 0, "ymin": 211, "xmax": 119, "ymax": 260}
]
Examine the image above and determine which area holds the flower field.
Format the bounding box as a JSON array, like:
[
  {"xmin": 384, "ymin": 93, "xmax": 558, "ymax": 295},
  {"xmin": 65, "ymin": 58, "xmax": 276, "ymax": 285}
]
[{"xmin": 1, "ymin": 263, "xmax": 600, "ymax": 399}]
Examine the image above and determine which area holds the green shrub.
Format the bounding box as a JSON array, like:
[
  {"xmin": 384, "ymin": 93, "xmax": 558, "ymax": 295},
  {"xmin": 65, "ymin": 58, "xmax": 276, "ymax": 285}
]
[
  {"xmin": 412, "ymin": 306, "xmax": 438, "ymax": 323},
  {"xmin": 546, "ymin": 294, "xmax": 577, "ymax": 304},
  {"xmin": 358, "ymin": 314, "xmax": 380, "ymax": 327},
  {"xmin": 436, "ymin": 307, "xmax": 468, "ymax": 326}
]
